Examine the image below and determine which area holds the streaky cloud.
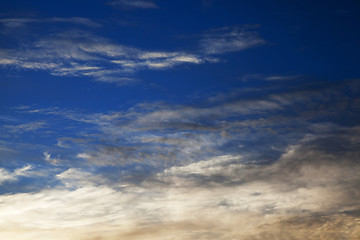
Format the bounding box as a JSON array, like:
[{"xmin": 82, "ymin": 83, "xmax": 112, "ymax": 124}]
[
  {"xmin": 4, "ymin": 121, "xmax": 46, "ymax": 134},
  {"xmin": 108, "ymin": 0, "xmax": 158, "ymax": 9},
  {"xmin": 200, "ymin": 26, "xmax": 266, "ymax": 54},
  {"xmin": 0, "ymin": 30, "xmax": 204, "ymax": 83},
  {"xmin": 0, "ymin": 17, "xmax": 101, "ymax": 28}
]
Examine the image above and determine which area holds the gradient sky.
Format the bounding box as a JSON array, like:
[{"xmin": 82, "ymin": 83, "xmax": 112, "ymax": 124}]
[{"xmin": 1, "ymin": 0, "xmax": 360, "ymax": 239}]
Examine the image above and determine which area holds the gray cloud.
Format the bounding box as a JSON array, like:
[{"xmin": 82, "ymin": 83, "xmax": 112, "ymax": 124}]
[
  {"xmin": 247, "ymin": 214, "xmax": 360, "ymax": 240},
  {"xmin": 108, "ymin": 0, "xmax": 158, "ymax": 9},
  {"xmin": 200, "ymin": 26, "xmax": 266, "ymax": 54},
  {"xmin": 4, "ymin": 121, "xmax": 46, "ymax": 133},
  {"xmin": 0, "ymin": 17, "xmax": 101, "ymax": 28},
  {"xmin": 9, "ymin": 79, "xmax": 357, "ymax": 173},
  {"xmin": 242, "ymin": 74, "xmax": 305, "ymax": 82},
  {"xmin": 1, "ymin": 93, "xmax": 360, "ymax": 239}
]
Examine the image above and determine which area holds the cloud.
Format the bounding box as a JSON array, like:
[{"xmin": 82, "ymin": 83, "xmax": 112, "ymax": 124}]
[
  {"xmin": 162, "ymin": 154, "xmax": 243, "ymax": 177},
  {"xmin": 13, "ymin": 79, "xmax": 358, "ymax": 172},
  {"xmin": 56, "ymin": 168, "xmax": 107, "ymax": 188},
  {"xmin": 0, "ymin": 17, "xmax": 101, "ymax": 28},
  {"xmin": 264, "ymin": 75, "xmax": 303, "ymax": 81},
  {"xmin": 1, "ymin": 18, "xmax": 267, "ymax": 84},
  {"xmin": 1, "ymin": 83, "xmax": 360, "ymax": 238},
  {"xmin": 157, "ymin": 129, "xmax": 360, "ymax": 193},
  {"xmin": 0, "ymin": 146, "xmax": 16, "ymax": 152},
  {"xmin": 246, "ymin": 214, "xmax": 360, "ymax": 240},
  {"xmin": 242, "ymin": 74, "xmax": 304, "ymax": 82},
  {"xmin": 0, "ymin": 165, "xmax": 33, "ymax": 185},
  {"xmin": 0, "ymin": 134, "xmax": 359, "ymax": 239},
  {"xmin": 200, "ymin": 26, "xmax": 266, "ymax": 54},
  {"xmin": 108, "ymin": 0, "xmax": 158, "ymax": 9},
  {"xmin": 4, "ymin": 121, "xmax": 46, "ymax": 133},
  {"xmin": 43, "ymin": 152, "xmax": 60, "ymax": 165},
  {"xmin": 0, "ymin": 30, "xmax": 204, "ymax": 83}
]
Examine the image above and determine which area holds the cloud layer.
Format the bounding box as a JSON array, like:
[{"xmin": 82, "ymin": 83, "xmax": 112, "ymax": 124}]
[
  {"xmin": 0, "ymin": 4, "xmax": 359, "ymax": 238},
  {"xmin": 0, "ymin": 79, "xmax": 359, "ymax": 239},
  {"xmin": 0, "ymin": 137, "xmax": 359, "ymax": 239}
]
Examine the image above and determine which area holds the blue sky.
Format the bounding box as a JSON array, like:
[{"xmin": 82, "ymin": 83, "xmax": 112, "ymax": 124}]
[{"xmin": 0, "ymin": 1, "xmax": 360, "ymax": 239}]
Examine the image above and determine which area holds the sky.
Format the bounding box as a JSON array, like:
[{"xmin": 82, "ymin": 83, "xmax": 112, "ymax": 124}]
[{"xmin": 0, "ymin": 0, "xmax": 360, "ymax": 239}]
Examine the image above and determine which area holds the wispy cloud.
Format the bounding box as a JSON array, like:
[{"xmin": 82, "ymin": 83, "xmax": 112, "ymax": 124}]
[
  {"xmin": 0, "ymin": 30, "xmax": 204, "ymax": 83},
  {"xmin": 200, "ymin": 26, "xmax": 266, "ymax": 54},
  {"xmin": 108, "ymin": 0, "xmax": 158, "ymax": 9},
  {"xmin": 0, "ymin": 17, "xmax": 101, "ymax": 28},
  {"xmin": 0, "ymin": 18, "xmax": 266, "ymax": 84},
  {"xmin": 4, "ymin": 121, "xmax": 46, "ymax": 133},
  {"xmin": 0, "ymin": 80, "xmax": 359, "ymax": 239},
  {"xmin": 0, "ymin": 165, "xmax": 33, "ymax": 185},
  {"xmin": 56, "ymin": 168, "xmax": 107, "ymax": 188},
  {"xmin": 264, "ymin": 75, "xmax": 303, "ymax": 81},
  {"xmin": 242, "ymin": 74, "xmax": 305, "ymax": 82},
  {"xmin": 12, "ymin": 79, "xmax": 358, "ymax": 172},
  {"xmin": 43, "ymin": 152, "xmax": 60, "ymax": 165}
]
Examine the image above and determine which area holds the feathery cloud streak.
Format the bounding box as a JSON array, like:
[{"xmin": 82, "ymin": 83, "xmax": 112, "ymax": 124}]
[
  {"xmin": 200, "ymin": 26, "xmax": 266, "ymax": 54},
  {"xmin": 0, "ymin": 19, "xmax": 265, "ymax": 83},
  {"xmin": 0, "ymin": 17, "xmax": 101, "ymax": 28}
]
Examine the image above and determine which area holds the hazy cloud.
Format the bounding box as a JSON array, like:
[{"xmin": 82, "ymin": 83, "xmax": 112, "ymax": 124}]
[
  {"xmin": 200, "ymin": 26, "xmax": 266, "ymax": 54},
  {"xmin": 0, "ymin": 132, "xmax": 359, "ymax": 239},
  {"xmin": 4, "ymin": 121, "xmax": 46, "ymax": 133},
  {"xmin": 108, "ymin": 0, "xmax": 158, "ymax": 9},
  {"xmin": 13, "ymin": 79, "xmax": 358, "ymax": 171},
  {"xmin": 242, "ymin": 74, "xmax": 304, "ymax": 82},
  {"xmin": 43, "ymin": 152, "xmax": 60, "ymax": 165},
  {"xmin": 0, "ymin": 17, "xmax": 101, "ymax": 28},
  {"xmin": 0, "ymin": 80, "xmax": 358, "ymax": 239}
]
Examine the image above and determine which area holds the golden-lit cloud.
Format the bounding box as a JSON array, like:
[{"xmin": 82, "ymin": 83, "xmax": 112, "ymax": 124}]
[{"xmin": 0, "ymin": 135, "xmax": 359, "ymax": 239}]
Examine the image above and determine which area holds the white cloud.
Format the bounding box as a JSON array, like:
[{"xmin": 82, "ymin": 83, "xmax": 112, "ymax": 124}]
[
  {"xmin": 0, "ymin": 144, "xmax": 359, "ymax": 239},
  {"xmin": 56, "ymin": 168, "xmax": 106, "ymax": 188},
  {"xmin": 0, "ymin": 165, "xmax": 33, "ymax": 185},
  {"xmin": 43, "ymin": 152, "xmax": 60, "ymax": 165},
  {"xmin": 0, "ymin": 31, "xmax": 204, "ymax": 83},
  {"xmin": 163, "ymin": 155, "xmax": 243, "ymax": 176},
  {"xmin": 1, "ymin": 19, "xmax": 267, "ymax": 84},
  {"xmin": 76, "ymin": 153, "xmax": 92, "ymax": 160},
  {"xmin": 1, "ymin": 116, "xmax": 360, "ymax": 238}
]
